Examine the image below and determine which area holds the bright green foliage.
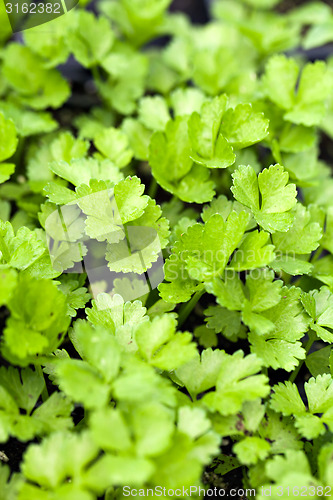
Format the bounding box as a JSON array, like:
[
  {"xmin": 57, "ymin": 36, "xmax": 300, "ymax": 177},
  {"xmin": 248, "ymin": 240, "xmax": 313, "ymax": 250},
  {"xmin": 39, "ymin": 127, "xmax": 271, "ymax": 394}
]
[
  {"xmin": 100, "ymin": 0, "xmax": 172, "ymax": 46},
  {"xmin": 1, "ymin": 0, "xmax": 333, "ymax": 497},
  {"xmin": 135, "ymin": 314, "xmax": 197, "ymax": 370},
  {"xmin": 249, "ymin": 286, "xmax": 309, "ymax": 371},
  {"xmin": 94, "ymin": 127, "xmax": 133, "ymax": 167},
  {"xmin": 149, "ymin": 97, "xmax": 268, "ymax": 201},
  {"xmin": 159, "ymin": 210, "xmax": 251, "ymax": 303},
  {"xmin": 220, "ymin": 103, "xmax": 269, "ymax": 149},
  {"xmin": 0, "ymin": 112, "xmax": 17, "ymax": 184},
  {"xmin": 177, "ymin": 348, "xmax": 269, "ymax": 411},
  {"xmin": 270, "ymin": 375, "xmax": 333, "ymax": 439},
  {"xmin": 258, "ymin": 410, "xmax": 302, "ymax": 454},
  {"xmin": 176, "ymin": 348, "xmax": 227, "ymax": 400},
  {"xmin": 150, "ymin": 136, "xmax": 215, "ymax": 200},
  {"xmin": 19, "ymin": 431, "xmax": 100, "ymax": 498},
  {"xmin": 2, "ymin": 276, "xmax": 70, "ymax": 364},
  {"xmin": 257, "ymin": 450, "xmax": 320, "ymax": 500},
  {"xmin": 306, "ymin": 345, "xmax": 333, "ymax": 377},
  {"xmin": 69, "ymin": 11, "xmax": 114, "ymax": 68},
  {"xmin": 138, "ymin": 96, "xmax": 171, "ymax": 132},
  {"xmin": 86, "ymin": 292, "xmax": 148, "ymax": 349},
  {"xmin": 0, "ymin": 366, "xmax": 72, "ymax": 441},
  {"xmin": 231, "ymin": 164, "xmax": 297, "ymax": 232},
  {"xmin": 188, "ymin": 95, "xmax": 235, "ymax": 168},
  {"xmin": 2, "ymin": 44, "xmax": 70, "ymax": 110},
  {"xmin": 233, "ymin": 436, "xmax": 270, "ymax": 465},
  {"xmin": 0, "ymin": 113, "xmax": 17, "ymax": 163},
  {"xmin": 0, "ymin": 102, "xmax": 57, "ymax": 137},
  {"xmin": 0, "ymin": 221, "xmax": 45, "ymax": 271},
  {"xmin": 302, "ymin": 287, "xmax": 333, "ymax": 342},
  {"xmin": 23, "ymin": 17, "xmax": 71, "ymax": 68},
  {"xmin": 271, "ymin": 204, "xmax": 322, "ymax": 275},
  {"xmin": 263, "ymin": 55, "xmax": 333, "ymax": 126},
  {"xmin": 201, "ymin": 350, "xmax": 269, "ymax": 415},
  {"xmin": 206, "ymin": 269, "xmax": 283, "ymax": 335},
  {"xmin": 99, "ymin": 46, "xmax": 148, "ymax": 115}
]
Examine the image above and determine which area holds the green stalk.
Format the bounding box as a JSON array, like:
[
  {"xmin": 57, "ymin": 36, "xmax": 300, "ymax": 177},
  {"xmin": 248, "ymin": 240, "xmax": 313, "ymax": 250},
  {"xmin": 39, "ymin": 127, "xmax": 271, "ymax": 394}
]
[
  {"xmin": 148, "ymin": 177, "xmax": 158, "ymax": 199},
  {"xmin": 177, "ymin": 289, "xmax": 205, "ymax": 328},
  {"xmin": 36, "ymin": 365, "xmax": 49, "ymax": 402},
  {"xmin": 288, "ymin": 331, "xmax": 316, "ymax": 384},
  {"xmin": 92, "ymin": 65, "xmax": 101, "ymax": 83},
  {"xmin": 311, "ymin": 246, "xmax": 322, "ymax": 264}
]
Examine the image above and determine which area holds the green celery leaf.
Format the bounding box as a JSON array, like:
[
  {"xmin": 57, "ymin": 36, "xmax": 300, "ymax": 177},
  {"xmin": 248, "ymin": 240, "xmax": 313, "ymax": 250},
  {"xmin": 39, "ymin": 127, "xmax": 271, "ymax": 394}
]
[
  {"xmin": 0, "ymin": 367, "xmax": 44, "ymax": 414},
  {"xmin": 105, "ymin": 198, "xmax": 169, "ymax": 274},
  {"xmin": 68, "ymin": 11, "xmax": 114, "ymax": 68},
  {"xmin": 258, "ymin": 410, "xmax": 302, "ymax": 454},
  {"xmin": 55, "ymin": 359, "xmax": 110, "ymax": 409},
  {"xmin": 249, "ymin": 333, "xmax": 305, "ymax": 371},
  {"xmin": 89, "ymin": 407, "xmax": 131, "ymax": 452},
  {"xmin": 83, "ymin": 454, "xmax": 154, "ymax": 491},
  {"xmin": 23, "ymin": 16, "xmax": 71, "ymax": 68},
  {"xmin": 50, "ymin": 157, "xmax": 122, "ymax": 188},
  {"xmin": 302, "ymin": 287, "xmax": 333, "ymax": 342},
  {"xmin": 231, "ymin": 164, "xmax": 297, "ymax": 232},
  {"xmin": 176, "ymin": 348, "xmax": 226, "ymax": 400},
  {"xmin": 0, "ymin": 112, "xmax": 18, "ymax": 163},
  {"xmin": 202, "ymin": 350, "xmax": 269, "ymax": 415},
  {"xmin": 270, "ymin": 380, "xmax": 306, "ymax": 415},
  {"xmin": 0, "ymin": 268, "xmax": 17, "ymax": 306},
  {"xmin": 99, "ymin": 48, "xmax": 148, "ymax": 115},
  {"xmin": 170, "ymin": 88, "xmax": 206, "ymax": 117},
  {"xmin": 279, "ymin": 124, "xmax": 317, "ymax": 153},
  {"xmin": 0, "ymin": 221, "xmax": 46, "ymax": 270},
  {"xmin": 69, "ymin": 321, "xmax": 121, "ymax": 383},
  {"xmin": 233, "ymin": 436, "xmax": 270, "ymax": 465},
  {"xmin": 3, "ymin": 44, "xmax": 70, "ymax": 110},
  {"xmin": 306, "ymin": 345, "xmax": 332, "ymax": 378},
  {"xmin": 138, "ymin": 95, "xmax": 171, "ymax": 132},
  {"xmin": 135, "ymin": 314, "xmax": 197, "ymax": 371},
  {"xmin": 271, "ymin": 204, "xmax": 322, "ymax": 275},
  {"xmin": 149, "ymin": 116, "xmax": 193, "ymax": 183},
  {"xmin": 229, "ymin": 230, "xmax": 275, "ymax": 271},
  {"xmin": 285, "ymin": 61, "xmax": 333, "ymax": 126},
  {"xmin": 204, "ymin": 306, "xmax": 243, "ymax": 342},
  {"xmin": 3, "ymin": 276, "xmax": 70, "ymax": 362},
  {"xmin": 207, "ymin": 269, "xmax": 283, "ymax": 336},
  {"xmin": 32, "ymin": 392, "xmax": 73, "ymax": 434},
  {"xmin": 94, "ymin": 127, "xmax": 133, "ymax": 167},
  {"xmin": 122, "ymin": 118, "xmax": 151, "ymax": 161},
  {"xmin": 185, "ymin": 211, "xmax": 250, "ymax": 281},
  {"xmin": 21, "ymin": 431, "xmax": 99, "ymax": 490},
  {"xmin": 262, "ymin": 55, "xmax": 299, "ymax": 110},
  {"xmin": 86, "ymin": 293, "xmax": 147, "ymax": 350},
  {"xmin": 221, "ymin": 103, "xmax": 269, "ymax": 149},
  {"xmin": 271, "ymin": 375, "xmax": 333, "ymax": 439},
  {"xmin": 188, "ymin": 95, "xmax": 236, "ymax": 168}
]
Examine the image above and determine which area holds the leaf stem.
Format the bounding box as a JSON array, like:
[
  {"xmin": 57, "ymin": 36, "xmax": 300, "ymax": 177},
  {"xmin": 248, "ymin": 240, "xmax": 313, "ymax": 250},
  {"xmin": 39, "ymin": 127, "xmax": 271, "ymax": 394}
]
[
  {"xmin": 310, "ymin": 246, "xmax": 322, "ymax": 264},
  {"xmin": 148, "ymin": 177, "xmax": 158, "ymax": 199},
  {"xmin": 177, "ymin": 289, "xmax": 205, "ymax": 328},
  {"xmin": 92, "ymin": 65, "xmax": 101, "ymax": 84},
  {"xmin": 288, "ymin": 331, "xmax": 316, "ymax": 384},
  {"xmin": 36, "ymin": 365, "xmax": 49, "ymax": 402}
]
